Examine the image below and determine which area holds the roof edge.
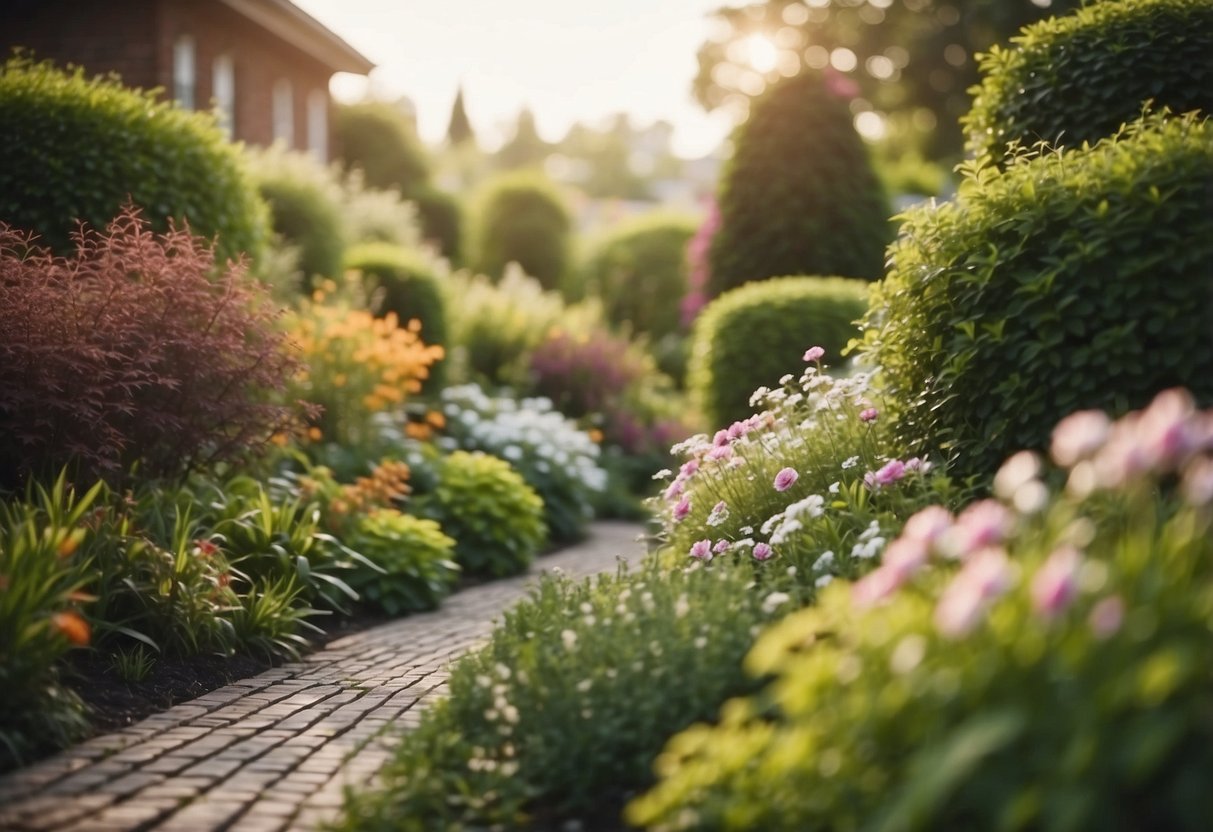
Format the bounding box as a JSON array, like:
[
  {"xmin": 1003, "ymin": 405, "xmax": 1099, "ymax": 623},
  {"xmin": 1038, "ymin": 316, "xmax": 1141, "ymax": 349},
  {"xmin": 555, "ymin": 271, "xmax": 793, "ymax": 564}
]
[{"xmin": 217, "ymin": 0, "xmax": 375, "ymax": 75}]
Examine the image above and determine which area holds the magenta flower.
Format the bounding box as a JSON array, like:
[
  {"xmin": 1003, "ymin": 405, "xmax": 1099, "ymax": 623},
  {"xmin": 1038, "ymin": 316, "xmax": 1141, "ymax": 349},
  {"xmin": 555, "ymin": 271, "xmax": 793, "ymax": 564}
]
[
  {"xmin": 662, "ymin": 478, "xmax": 685, "ymax": 502},
  {"xmin": 713, "ymin": 539, "xmax": 732, "ymax": 554},
  {"xmin": 774, "ymin": 467, "xmax": 799, "ymax": 492},
  {"xmin": 689, "ymin": 539, "xmax": 713, "ymax": 561},
  {"xmin": 706, "ymin": 444, "xmax": 734, "ymax": 462},
  {"xmin": 859, "ymin": 407, "xmax": 878, "ymax": 423},
  {"xmin": 1089, "ymin": 595, "xmax": 1125, "ymax": 639},
  {"xmin": 712, "ymin": 429, "xmax": 731, "ymax": 447},
  {"xmin": 865, "ymin": 459, "xmax": 906, "ymax": 489},
  {"xmin": 752, "ymin": 542, "xmax": 773, "ymax": 561},
  {"xmin": 673, "ymin": 495, "xmax": 692, "ymax": 522},
  {"xmin": 803, "ymin": 346, "xmax": 825, "ymax": 363},
  {"xmin": 1030, "ymin": 545, "xmax": 1083, "ymax": 619},
  {"xmin": 679, "ymin": 459, "xmax": 700, "ymax": 478}
]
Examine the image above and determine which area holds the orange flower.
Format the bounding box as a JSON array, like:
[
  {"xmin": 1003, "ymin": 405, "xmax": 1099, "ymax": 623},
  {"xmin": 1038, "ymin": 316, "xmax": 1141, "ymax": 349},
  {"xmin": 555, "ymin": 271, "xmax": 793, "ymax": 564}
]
[
  {"xmin": 308, "ymin": 426, "xmax": 323, "ymax": 442},
  {"xmin": 52, "ymin": 611, "xmax": 91, "ymax": 646},
  {"xmin": 588, "ymin": 429, "xmax": 605, "ymax": 443},
  {"xmin": 405, "ymin": 422, "xmax": 432, "ymax": 441},
  {"xmin": 425, "ymin": 410, "xmax": 447, "ymax": 429},
  {"xmin": 57, "ymin": 534, "xmax": 80, "ymax": 558}
]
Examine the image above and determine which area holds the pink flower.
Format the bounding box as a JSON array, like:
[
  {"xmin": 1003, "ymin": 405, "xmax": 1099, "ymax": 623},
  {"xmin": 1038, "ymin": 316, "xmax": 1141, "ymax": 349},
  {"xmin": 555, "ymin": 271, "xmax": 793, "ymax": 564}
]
[
  {"xmin": 882, "ymin": 536, "xmax": 930, "ymax": 580},
  {"xmin": 773, "ymin": 467, "xmax": 799, "ymax": 492},
  {"xmin": 1089, "ymin": 595, "xmax": 1125, "ymax": 639},
  {"xmin": 689, "ymin": 539, "xmax": 713, "ymax": 561},
  {"xmin": 706, "ymin": 444, "xmax": 734, "ymax": 462},
  {"xmin": 852, "ymin": 565, "xmax": 903, "ymax": 608},
  {"xmin": 706, "ymin": 500, "xmax": 729, "ymax": 526},
  {"xmin": 1136, "ymin": 388, "xmax": 1200, "ymax": 471},
  {"xmin": 803, "ymin": 346, "xmax": 825, "ymax": 362},
  {"xmin": 673, "ymin": 495, "xmax": 692, "ymax": 522},
  {"xmin": 663, "ymin": 478, "xmax": 685, "ymax": 502},
  {"xmin": 934, "ymin": 547, "xmax": 1014, "ymax": 638},
  {"xmin": 1030, "ymin": 545, "xmax": 1083, "ymax": 619},
  {"xmin": 859, "ymin": 407, "xmax": 878, "ymax": 423},
  {"xmin": 713, "ymin": 429, "xmax": 731, "ymax": 447},
  {"xmin": 1050, "ymin": 409, "xmax": 1111, "ymax": 468},
  {"xmin": 901, "ymin": 506, "xmax": 953, "ymax": 549},
  {"xmin": 727, "ymin": 420, "xmax": 748, "ymax": 441},
  {"xmin": 713, "ymin": 539, "xmax": 732, "ymax": 554},
  {"xmin": 752, "ymin": 542, "xmax": 773, "ymax": 561},
  {"xmin": 679, "ymin": 459, "xmax": 700, "ymax": 478},
  {"xmin": 865, "ymin": 459, "xmax": 906, "ymax": 489},
  {"xmin": 904, "ymin": 457, "xmax": 931, "ymax": 474},
  {"xmin": 940, "ymin": 499, "xmax": 1011, "ymax": 560}
]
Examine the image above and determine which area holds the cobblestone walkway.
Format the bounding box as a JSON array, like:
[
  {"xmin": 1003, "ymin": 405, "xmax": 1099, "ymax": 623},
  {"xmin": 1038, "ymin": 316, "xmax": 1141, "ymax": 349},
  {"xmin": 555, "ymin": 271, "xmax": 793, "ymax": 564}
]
[{"xmin": 0, "ymin": 522, "xmax": 646, "ymax": 832}]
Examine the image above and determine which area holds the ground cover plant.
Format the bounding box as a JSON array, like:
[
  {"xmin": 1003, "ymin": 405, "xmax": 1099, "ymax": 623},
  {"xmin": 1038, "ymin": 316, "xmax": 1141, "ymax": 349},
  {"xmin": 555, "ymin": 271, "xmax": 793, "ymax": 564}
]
[
  {"xmin": 860, "ymin": 113, "xmax": 1213, "ymax": 484},
  {"xmin": 630, "ymin": 389, "xmax": 1213, "ymax": 831},
  {"xmin": 0, "ymin": 55, "xmax": 268, "ymax": 264},
  {"xmin": 0, "ymin": 208, "xmax": 299, "ymax": 488}
]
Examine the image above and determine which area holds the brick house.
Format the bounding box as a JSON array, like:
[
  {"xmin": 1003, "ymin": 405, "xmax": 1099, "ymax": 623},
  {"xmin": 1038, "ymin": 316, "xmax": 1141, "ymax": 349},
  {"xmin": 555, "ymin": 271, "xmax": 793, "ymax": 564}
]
[{"xmin": 4, "ymin": 0, "xmax": 374, "ymax": 162}]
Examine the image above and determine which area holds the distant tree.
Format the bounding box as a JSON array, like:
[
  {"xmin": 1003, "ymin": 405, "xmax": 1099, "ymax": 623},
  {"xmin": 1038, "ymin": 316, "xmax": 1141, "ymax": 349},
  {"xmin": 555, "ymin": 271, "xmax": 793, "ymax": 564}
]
[
  {"xmin": 446, "ymin": 85, "xmax": 475, "ymax": 147},
  {"xmin": 496, "ymin": 108, "xmax": 551, "ymax": 170}
]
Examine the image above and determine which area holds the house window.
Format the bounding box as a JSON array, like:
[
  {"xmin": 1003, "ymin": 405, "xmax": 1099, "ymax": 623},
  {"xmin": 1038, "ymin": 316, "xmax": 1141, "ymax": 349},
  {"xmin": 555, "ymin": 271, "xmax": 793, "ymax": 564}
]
[
  {"xmin": 272, "ymin": 78, "xmax": 294, "ymax": 146},
  {"xmin": 212, "ymin": 54, "xmax": 235, "ymax": 138},
  {"xmin": 172, "ymin": 35, "xmax": 195, "ymax": 109},
  {"xmin": 306, "ymin": 88, "xmax": 328, "ymax": 161}
]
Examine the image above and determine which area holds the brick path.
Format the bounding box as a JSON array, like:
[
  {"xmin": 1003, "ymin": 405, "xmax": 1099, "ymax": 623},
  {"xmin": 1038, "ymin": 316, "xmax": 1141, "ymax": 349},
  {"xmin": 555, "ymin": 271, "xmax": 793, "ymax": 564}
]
[{"xmin": 0, "ymin": 521, "xmax": 646, "ymax": 832}]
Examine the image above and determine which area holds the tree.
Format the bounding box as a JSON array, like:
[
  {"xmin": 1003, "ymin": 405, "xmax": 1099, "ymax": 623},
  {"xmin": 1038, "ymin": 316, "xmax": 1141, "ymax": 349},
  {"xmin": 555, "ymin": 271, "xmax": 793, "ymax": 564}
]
[
  {"xmin": 495, "ymin": 108, "xmax": 551, "ymax": 170},
  {"xmin": 692, "ymin": 0, "xmax": 1081, "ymax": 161},
  {"xmin": 446, "ymin": 84, "xmax": 475, "ymax": 148}
]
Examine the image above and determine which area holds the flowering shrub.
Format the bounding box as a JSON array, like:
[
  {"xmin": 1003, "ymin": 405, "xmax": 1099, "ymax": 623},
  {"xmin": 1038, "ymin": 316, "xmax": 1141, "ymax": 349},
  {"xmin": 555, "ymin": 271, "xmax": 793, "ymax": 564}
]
[
  {"xmin": 415, "ymin": 451, "xmax": 547, "ymax": 578},
  {"xmin": 658, "ymin": 348, "xmax": 954, "ymax": 591},
  {"xmin": 286, "ymin": 283, "xmax": 444, "ymax": 450},
  {"xmin": 681, "ymin": 198, "xmax": 720, "ymax": 328},
  {"xmin": 630, "ymin": 388, "xmax": 1213, "ymax": 831},
  {"xmin": 337, "ymin": 559, "xmax": 799, "ymax": 831},
  {"xmin": 414, "ymin": 384, "xmax": 607, "ymax": 543},
  {"xmin": 0, "ymin": 209, "xmax": 299, "ymax": 487}
]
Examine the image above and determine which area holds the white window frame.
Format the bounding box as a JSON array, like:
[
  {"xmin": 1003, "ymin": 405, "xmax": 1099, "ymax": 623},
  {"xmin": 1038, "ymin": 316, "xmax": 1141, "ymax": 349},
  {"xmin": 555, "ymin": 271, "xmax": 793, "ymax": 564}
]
[
  {"xmin": 212, "ymin": 54, "xmax": 235, "ymax": 138},
  {"xmin": 306, "ymin": 88, "xmax": 328, "ymax": 161},
  {"xmin": 172, "ymin": 35, "xmax": 196, "ymax": 109},
  {"xmin": 272, "ymin": 78, "xmax": 294, "ymax": 147}
]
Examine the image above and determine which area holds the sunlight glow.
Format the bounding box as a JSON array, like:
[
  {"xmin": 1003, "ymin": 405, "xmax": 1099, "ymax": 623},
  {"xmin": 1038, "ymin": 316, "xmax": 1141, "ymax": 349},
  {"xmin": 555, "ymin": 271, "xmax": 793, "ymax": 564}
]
[{"xmin": 743, "ymin": 34, "xmax": 780, "ymax": 74}]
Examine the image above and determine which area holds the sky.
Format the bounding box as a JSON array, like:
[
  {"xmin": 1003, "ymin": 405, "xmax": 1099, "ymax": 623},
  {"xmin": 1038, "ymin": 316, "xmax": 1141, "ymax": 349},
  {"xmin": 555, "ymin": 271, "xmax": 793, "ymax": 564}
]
[{"xmin": 291, "ymin": 0, "xmax": 739, "ymax": 159}]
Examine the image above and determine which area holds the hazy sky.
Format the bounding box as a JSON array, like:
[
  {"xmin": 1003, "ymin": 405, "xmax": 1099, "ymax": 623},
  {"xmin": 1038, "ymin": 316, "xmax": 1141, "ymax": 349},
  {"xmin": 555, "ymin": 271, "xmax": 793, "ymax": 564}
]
[{"xmin": 291, "ymin": 0, "xmax": 737, "ymax": 158}]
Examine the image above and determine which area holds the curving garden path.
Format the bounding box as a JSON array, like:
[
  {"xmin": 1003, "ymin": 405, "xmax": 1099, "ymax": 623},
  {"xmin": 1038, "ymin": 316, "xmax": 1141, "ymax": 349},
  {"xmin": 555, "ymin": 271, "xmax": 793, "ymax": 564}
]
[{"xmin": 0, "ymin": 521, "xmax": 646, "ymax": 832}]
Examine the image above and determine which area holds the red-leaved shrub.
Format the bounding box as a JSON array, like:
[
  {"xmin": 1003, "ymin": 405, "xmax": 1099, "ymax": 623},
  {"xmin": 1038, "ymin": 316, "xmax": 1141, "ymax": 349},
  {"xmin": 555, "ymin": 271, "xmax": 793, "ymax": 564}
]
[{"xmin": 0, "ymin": 207, "xmax": 301, "ymax": 487}]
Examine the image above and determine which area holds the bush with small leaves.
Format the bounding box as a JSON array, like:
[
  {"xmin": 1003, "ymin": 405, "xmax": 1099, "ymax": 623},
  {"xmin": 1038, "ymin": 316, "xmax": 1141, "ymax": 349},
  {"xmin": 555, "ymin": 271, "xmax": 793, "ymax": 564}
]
[
  {"xmin": 689, "ymin": 276, "xmax": 869, "ymax": 428},
  {"xmin": 343, "ymin": 511, "xmax": 461, "ymax": 615},
  {"xmin": 333, "ymin": 101, "xmax": 431, "ymax": 195},
  {"xmin": 964, "ymin": 0, "xmax": 1213, "ymax": 165},
  {"xmin": 416, "ymin": 451, "xmax": 547, "ymax": 578},
  {"xmin": 859, "ymin": 113, "xmax": 1213, "ymax": 483},
  {"xmin": 0, "ymin": 208, "xmax": 299, "ymax": 488},
  {"xmin": 0, "ymin": 55, "xmax": 268, "ymax": 265},
  {"xmin": 708, "ymin": 71, "xmax": 890, "ymax": 295},
  {"xmin": 472, "ymin": 171, "xmax": 573, "ymax": 291},
  {"xmin": 410, "ymin": 184, "xmax": 465, "ymax": 265}
]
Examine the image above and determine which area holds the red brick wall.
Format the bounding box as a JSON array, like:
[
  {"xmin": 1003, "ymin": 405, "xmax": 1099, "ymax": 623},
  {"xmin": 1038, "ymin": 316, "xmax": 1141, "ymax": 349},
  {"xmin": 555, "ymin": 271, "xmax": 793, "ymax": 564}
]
[{"xmin": 4, "ymin": 0, "xmax": 336, "ymax": 159}]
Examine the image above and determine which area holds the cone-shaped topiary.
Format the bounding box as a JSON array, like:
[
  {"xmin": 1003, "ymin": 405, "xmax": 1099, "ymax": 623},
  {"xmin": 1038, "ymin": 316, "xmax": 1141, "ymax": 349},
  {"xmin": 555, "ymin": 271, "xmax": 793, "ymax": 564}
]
[
  {"xmin": 708, "ymin": 71, "xmax": 890, "ymax": 297},
  {"xmin": 859, "ymin": 113, "xmax": 1213, "ymax": 483},
  {"xmin": 964, "ymin": 0, "xmax": 1213, "ymax": 165},
  {"xmin": 471, "ymin": 171, "xmax": 573, "ymax": 291},
  {"xmin": 345, "ymin": 241, "xmax": 449, "ymax": 391},
  {"xmin": 690, "ymin": 275, "xmax": 870, "ymax": 429},
  {"xmin": 0, "ymin": 55, "xmax": 268, "ymax": 265}
]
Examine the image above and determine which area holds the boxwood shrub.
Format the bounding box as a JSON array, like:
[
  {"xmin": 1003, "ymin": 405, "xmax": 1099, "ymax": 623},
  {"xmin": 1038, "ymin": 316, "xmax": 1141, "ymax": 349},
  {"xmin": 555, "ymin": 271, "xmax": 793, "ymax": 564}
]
[
  {"xmin": 344, "ymin": 241, "xmax": 448, "ymax": 390},
  {"xmin": 0, "ymin": 55, "xmax": 268, "ymax": 264},
  {"xmin": 964, "ymin": 0, "xmax": 1213, "ymax": 165},
  {"xmin": 579, "ymin": 212, "xmax": 699, "ymax": 339},
  {"xmin": 410, "ymin": 184, "xmax": 464, "ymax": 265},
  {"xmin": 689, "ymin": 276, "xmax": 870, "ymax": 429},
  {"xmin": 859, "ymin": 113, "xmax": 1213, "ymax": 483},
  {"xmin": 708, "ymin": 71, "xmax": 890, "ymax": 296},
  {"xmin": 471, "ymin": 171, "xmax": 573, "ymax": 292},
  {"xmin": 333, "ymin": 101, "xmax": 431, "ymax": 195}
]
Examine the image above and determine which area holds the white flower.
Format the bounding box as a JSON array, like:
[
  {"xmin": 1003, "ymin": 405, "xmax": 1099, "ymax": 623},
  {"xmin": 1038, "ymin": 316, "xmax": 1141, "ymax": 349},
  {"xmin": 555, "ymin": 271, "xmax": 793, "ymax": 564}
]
[
  {"xmin": 841, "ymin": 456, "xmax": 860, "ymax": 469},
  {"xmin": 859, "ymin": 521, "xmax": 882, "ymax": 542},
  {"xmin": 762, "ymin": 591, "xmax": 792, "ymax": 614},
  {"xmin": 674, "ymin": 594, "xmax": 690, "ymax": 619},
  {"xmin": 812, "ymin": 550, "xmax": 835, "ymax": 572},
  {"xmin": 815, "ymin": 574, "xmax": 834, "ymax": 589},
  {"xmin": 561, "ymin": 629, "xmax": 578, "ymax": 650},
  {"xmin": 785, "ymin": 494, "xmax": 825, "ymax": 520},
  {"xmin": 829, "ymin": 481, "xmax": 841, "ymax": 494}
]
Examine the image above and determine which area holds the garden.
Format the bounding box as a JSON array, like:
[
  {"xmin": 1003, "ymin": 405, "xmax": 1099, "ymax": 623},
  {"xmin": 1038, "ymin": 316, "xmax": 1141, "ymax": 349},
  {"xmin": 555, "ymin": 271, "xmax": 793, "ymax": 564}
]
[{"xmin": 2, "ymin": 0, "xmax": 1213, "ymax": 829}]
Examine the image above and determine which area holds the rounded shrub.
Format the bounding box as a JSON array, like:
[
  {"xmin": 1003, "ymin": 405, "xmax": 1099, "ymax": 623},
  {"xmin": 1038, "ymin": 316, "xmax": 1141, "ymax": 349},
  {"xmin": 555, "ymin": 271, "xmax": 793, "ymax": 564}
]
[
  {"xmin": 333, "ymin": 101, "xmax": 431, "ymax": 195},
  {"xmin": 580, "ymin": 212, "xmax": 699, "ymax": 339},
  {"xmin": 860, "ymin": 113, "xmax": 1213, "ymax": 483},
  {"xmin": 418, "ymin": 451, "xmax": 547, "ymax": 579},
  {"xmin": 344, "ymin": 511, "xmax": 461, "ymax": 615},
  {"xmin": 964, "ymin": 0, "xmax": 1213, "ymax": 165},
  {"xmin": 344, "ymin": 241, "xmax": 449, "ymax": 390},
  {"xmin": 689, "ymin": 276, "xmax": 870, "ymax": 429},
  {"xmin": 246, "ymin": 146, "xmax": 347, "ymax": 284},
  {"xmin": 0, "ymin": 55, "xmax": 268, "ymax": 264},
  {"xmin": 708, "ymin": 71, "xmax": 890, "ymax": 296},
  {"xmin": 471, "ymin": 171, "xmax": 573, "ymax": 291},
  {"xmin": 410, "ymin": 184, "xmax": 465, "ymax": 265}
]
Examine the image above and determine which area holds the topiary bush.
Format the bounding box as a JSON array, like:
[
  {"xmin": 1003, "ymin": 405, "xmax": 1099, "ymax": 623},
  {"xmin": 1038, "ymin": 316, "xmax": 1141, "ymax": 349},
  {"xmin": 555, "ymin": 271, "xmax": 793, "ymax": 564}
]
[
  {"xmin": 333, "ymin": 101, "xmax": 431, "ymax": 195},
  {"xmin": 689, "ymin": 276, "xmax": 870, "ymax": 429},
  {"xmin": 245, "ymin": 145, "xmax": 348, "ymax": 285},
  {"xmin": 0, "ymin": 208, "xmax": 300, "ymax": 488},
  {"xmin": 708, "ymin": 71, "xmax": 890, "ymax": 296},
  {"xmin": 630, "ymin": 390, "xmax": 1213, "ymax": 832},
  {"xmin": 579, "ymin": 213, "xmax": 699, "ymax": 339},
  {"xmin": 410, "ymin": 184, "xmax": 465, "ymax": 265},
  {"xmin": 964, "ymin": 0, "xmax": 1213, "ymax": 166},
  {"xmin": 859, "ymin": 113, "xmax": 1213, "ymax": 484},
  {"xmin": 0, "ymin": 55, "xmax": 268, "ymax": 265},
  {"xmin": 344, "ymin": 241, "xmax": 449, "ymax": 390},
  {"xmin": 416, "ymin": 451, "xmax": 547, "ymax": 579},
  {"xmin": 471, "ymin": 171, "xmax": 573, "ymax": 291}
]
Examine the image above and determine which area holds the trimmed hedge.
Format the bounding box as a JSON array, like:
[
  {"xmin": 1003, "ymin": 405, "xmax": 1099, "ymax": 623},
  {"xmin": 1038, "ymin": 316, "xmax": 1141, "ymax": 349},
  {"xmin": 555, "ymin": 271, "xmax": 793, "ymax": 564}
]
[
  {"xmin": 0, "ymin": 55, "xmax": 268, "ymax": 264},
  {"xmin": 410, "ymin": 184, "xmax": 464, "ymax": 265},
  {"xmin": 579, "ymin": 213, "xmax": 699, "ymax": 339},
  {"xmin": 708, "ymin": 71, "xmax": 890, "ymax": 296},
  {"xmin": 471, "ymin": 171, "xmax": 573, "ymax": 291},
  {"xmin": 689, "ymin": 276, "xmax": 870, "ymax": 429},
  {"xmin": 333, "ymin": 101, "xmax": 431, "ymax": 195},
  {"xmin": 860, "ymin": 113, "xmax": 1213, "ymax": 483},
  {"xmin": 964, "ymin": 0, "xmax": 1213, "ymax": 165},
  {"xmin": 344, "ymin": 241, "xmax": 448, "ymax": 389}
]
